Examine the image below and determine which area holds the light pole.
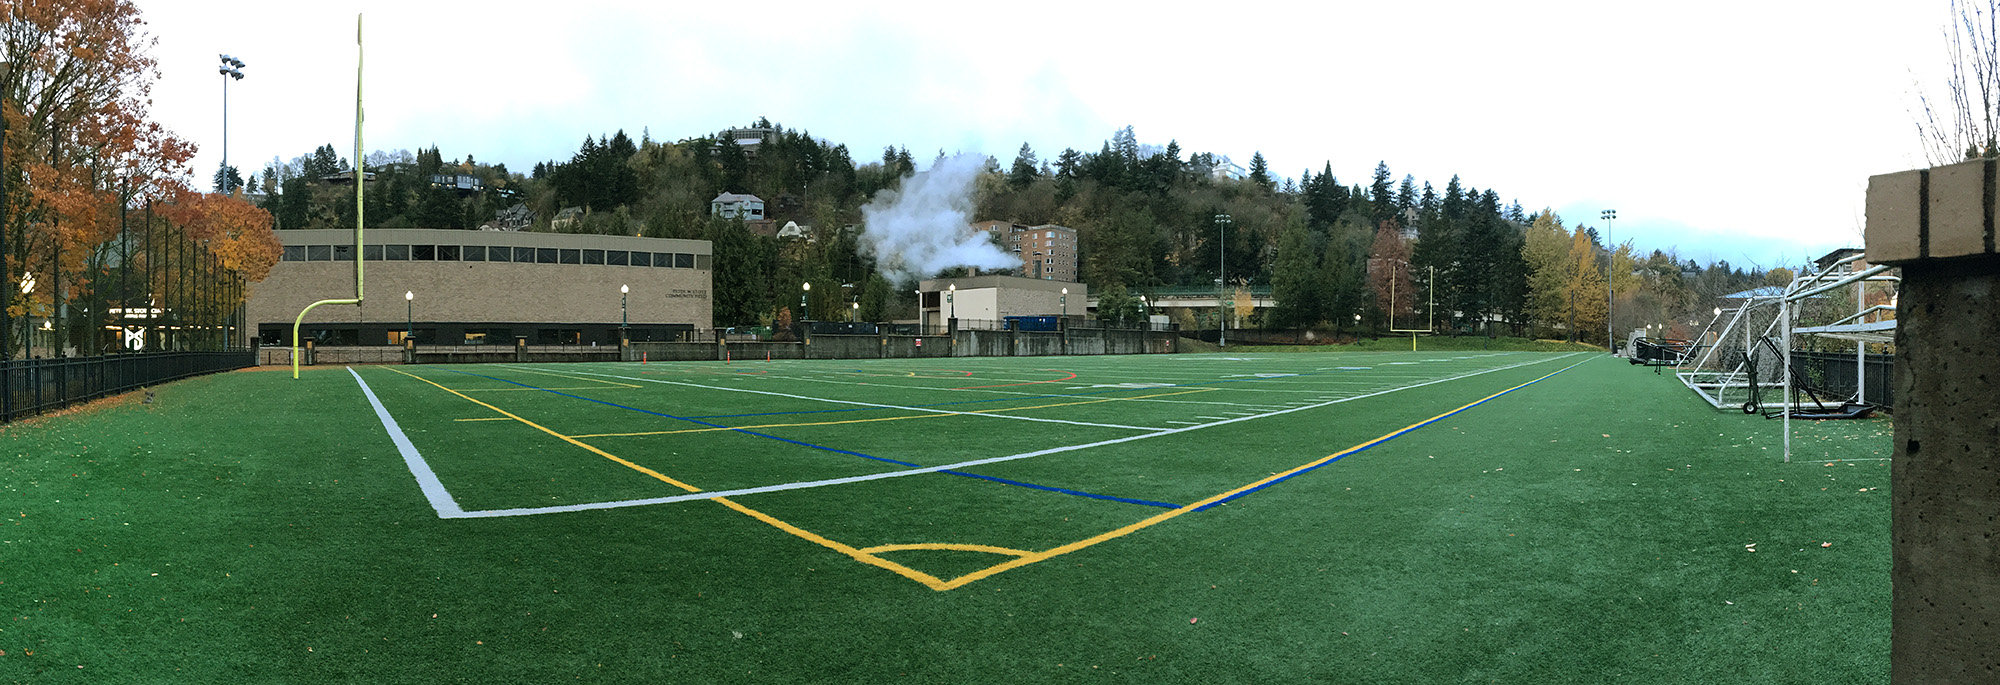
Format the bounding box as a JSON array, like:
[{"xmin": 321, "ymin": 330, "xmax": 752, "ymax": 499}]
[
  {"xmin": 404, "ymin": 290, "xmax": 413, "ymax": 343},
  {"xmin": 619, "ymin": 284, "xmax": 629, "ymax": 339},
  {"xmin": 1060, "ymin": 287, "xmax": 1067, "ymax": 318},
  {"xmin": 217, "ymin": 54, "xmax": 245, "ymax": 190},
  {"xmin": 946, "ymin": 283, "xmax": 955, "ymax": 321},
  {"xmin": 801, "ymin": 281, "xmax": 810, "ymax": 321},
  {"xmin": 1214, "ymin": 213, "xmax": 1231, "ymax": 347},
  {"xmin": 1602, "ymin": 208, "xmax": 1616, "ymax": 353},
  {"xmin": 1138, "ymin": 294, "xmax": 1147, "ymax": 324},
  {"xmin": 850, "ymin": 301, "xmax": 858, "ymax": 322}
]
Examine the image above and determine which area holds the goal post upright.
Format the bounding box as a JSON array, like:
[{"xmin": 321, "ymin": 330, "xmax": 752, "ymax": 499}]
[{"xmin": 292, "ymin": 14, "xmax": 367, "ymax": 378}]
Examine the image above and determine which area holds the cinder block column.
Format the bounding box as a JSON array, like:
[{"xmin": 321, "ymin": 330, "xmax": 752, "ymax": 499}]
[{"xmin": 1866, "ymin": 161, "xmax": 2000, "ymax": 683}]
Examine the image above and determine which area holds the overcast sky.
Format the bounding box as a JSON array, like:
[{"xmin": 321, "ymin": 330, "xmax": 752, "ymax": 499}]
[{"xmin": 136, "ymin": 1, "xmax": 1948, "ymax": 270}]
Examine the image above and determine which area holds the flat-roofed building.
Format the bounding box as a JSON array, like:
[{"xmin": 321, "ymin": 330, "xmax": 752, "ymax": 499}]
[{"xmin": 249, "ymin": 228, "xmax": 712, "ymax": 347}]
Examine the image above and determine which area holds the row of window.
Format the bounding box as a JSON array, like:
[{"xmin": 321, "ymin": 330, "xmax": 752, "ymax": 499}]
[{"xmin": 281, "ymin": 244, "xmax": 706, "ymax": 269}]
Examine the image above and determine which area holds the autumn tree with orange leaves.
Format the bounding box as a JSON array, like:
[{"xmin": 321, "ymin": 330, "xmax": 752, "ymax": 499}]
[{"xmin": 0, "ymin": 0, "xmax": 277, "ymax": 356}]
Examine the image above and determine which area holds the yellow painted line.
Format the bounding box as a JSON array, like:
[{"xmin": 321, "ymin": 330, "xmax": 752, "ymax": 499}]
[
  {"xmin": 376, "ymin": 366, "xmax": 955, "ymax": 590},
  {"xmin": 453, "ymin": 417, "xmax": 513, "ymax": 422},
  {"xmin": 861, "ymin": 543, "xmax": 1035, "ymax": 557},
  {"xmin": 461, "ymin": 386, "xmax": 633, "ymax": 392},
  {"xmin": 926, "ymin": 363, "xmax": 1585, "ymax": 591},
  {"xmin": 571, "ymin": 388, "xmax": 1216, "ymax": 439}
]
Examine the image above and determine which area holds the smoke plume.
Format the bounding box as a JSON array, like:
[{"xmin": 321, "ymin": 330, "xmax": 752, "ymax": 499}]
[{"xmin": 859, "ymin": 153, "xmax": 1016, "ymax": 283}]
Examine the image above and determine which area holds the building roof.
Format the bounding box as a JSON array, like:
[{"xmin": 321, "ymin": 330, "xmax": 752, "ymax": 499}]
[
  {"xmin": 712, "ymin": 192, "xmax": 763, "ymax": 203},
  {"xmin": 1813, "ymin": 247, "xmax": 1865, "ymax": 270},
  {"xmin": 1720, "ymin": 285, "xmax": 1786, "ymax": 300}
]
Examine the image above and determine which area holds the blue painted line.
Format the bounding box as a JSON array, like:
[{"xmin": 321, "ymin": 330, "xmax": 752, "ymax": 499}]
[
  {"xmin": 434, "ymin": 368, "xmax": 1174, "ymax": 508},
  {"xmin": 1191, "ymin": 357, "xmax": 1585, "ymax": 512},
  {"xmin": 940, "ymin": 471, "xmax": 1177, "ymax": 508}
]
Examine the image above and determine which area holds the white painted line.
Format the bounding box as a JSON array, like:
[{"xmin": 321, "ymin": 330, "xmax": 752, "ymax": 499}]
[
  {"xmin": 349, "ymin": 367, "xmax": 465, "ymax": 518},
  {"xmin": 445, "ymin": 353, "xmax": 1589, "ymax": 518},
  {"xmin": 1196, "ymin": 416, "xmax": 1232, "ymax": 420},
  {"xmin": 1165, "ymin": 420, "xmax": 1203, "ymax": 425},
  {"xmin": 509, "ymin": 366, "xmax": 1156, "ymax": 431}
]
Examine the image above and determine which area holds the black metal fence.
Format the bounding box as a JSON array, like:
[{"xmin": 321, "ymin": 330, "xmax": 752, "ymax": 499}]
[
  {"xmin": 0, "ymin": 350, "xmax": 255, "ymax": 423},
  {"xmin": 1792, "ymin": 350, "xmax": 1894, "ymax": 410}
]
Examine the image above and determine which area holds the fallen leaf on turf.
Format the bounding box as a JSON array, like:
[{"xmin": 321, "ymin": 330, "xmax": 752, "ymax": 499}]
[
  {"xmin": 1602, "ymin": 434, "xmax": 1610, "ymax": 438},
  {"xmin": 1725, "ymin": 601, "xmax": 1734, "ymax": 605},
  {"xmin": 1822, "ymin": 542, "xmax": 1833, "ymax": 548},
  {"xmin": 1190, "ymin": 618, "xmax": 1198, "ymax": 624}
]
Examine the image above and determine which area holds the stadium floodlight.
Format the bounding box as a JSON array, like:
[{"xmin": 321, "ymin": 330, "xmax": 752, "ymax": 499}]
[
  {"xmin": 1214, "ymin": 214, "xmax": 1232, "ymax": 347},
  {"xmin": 1602, "ymin": 208, "xmax": 1617, "ymax": 353},
  {"xmin": 1060, "ymin": 287, "xmax": 1067, "ymax": 318},
  {"xmin": 947, "ymin": 283, "xmax": 955, "ymax": 321},
  {"xmin": 217, "ymin": 54, "xmax": 246, "ymax": 186},
  {"xmin": 620, "ymin": 284, "xmax": 629, "ymax": 337},
  {"xmin": 404, "ymin": 291, "xmax": 413, "ymax": 344},
  {"xmin": 801, "ymin": 281, "xmax": 810, "ymax": 321}
]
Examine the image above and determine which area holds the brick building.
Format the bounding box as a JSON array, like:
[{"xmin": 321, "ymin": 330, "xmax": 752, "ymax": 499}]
[{"xmin": 971, "ymin": 220, "xmax": 1078, "ymax": 281}]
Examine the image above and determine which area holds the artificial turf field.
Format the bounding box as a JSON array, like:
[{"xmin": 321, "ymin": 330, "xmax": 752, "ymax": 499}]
[{"xmin": 1, "ymin": 350, "xmax": 1890, "ymax": 683}]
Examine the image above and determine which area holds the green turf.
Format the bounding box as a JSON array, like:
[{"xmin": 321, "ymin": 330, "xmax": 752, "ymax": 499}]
[{"xmin": 0, "ymin": 352, "xmax": 1889, "ymax": 682}]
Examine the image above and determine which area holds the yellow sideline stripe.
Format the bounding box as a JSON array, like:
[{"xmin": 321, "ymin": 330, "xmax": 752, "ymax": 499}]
[
  {"xmin": 377, "ymin": 366, "xmax": 954, "ymax": 590},
  {"xmin": 571, "ymin": 388, "xmax": 1214, "ymax": 439},
  {"xmin": 926, "ymin": 361, "xmax": 1589, "ymax": 591},
  {"xmin": 453, "ymin": 417, "xmax": 513, "ymax": 422}
]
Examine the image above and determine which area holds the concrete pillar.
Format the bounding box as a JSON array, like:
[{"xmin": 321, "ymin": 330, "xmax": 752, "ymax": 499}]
[{"xmin": 1865, "ymin": 160, "xmax": 2000, "ymax": 682}]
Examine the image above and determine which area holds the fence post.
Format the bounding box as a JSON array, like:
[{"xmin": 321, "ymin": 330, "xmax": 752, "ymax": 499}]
[{"xmin": 515, "ymin": 336, "xmax": 527, "ymax": 363}]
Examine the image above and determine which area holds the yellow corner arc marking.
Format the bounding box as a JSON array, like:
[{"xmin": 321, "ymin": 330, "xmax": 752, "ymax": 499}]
[{"xmin": 860, "ymin": 543, "xmax": 1036, "ymax": 557}]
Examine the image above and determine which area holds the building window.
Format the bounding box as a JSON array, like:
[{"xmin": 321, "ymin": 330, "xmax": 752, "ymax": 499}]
[
  {"xmin": 436, "ymin": 245, "xmax": 460, "ymax": 261},
  {"xmin": 306, "ymin": 245, "xmax": 332, "ymax": 261},
  {"xmin": 333, "ymin": 245, "xmax": 355, "ymax": 261},
  {"xmin": 654, "ymin": 252, "xmax": 673, "ymax": 267},
  {"xmin": 607, "ymin": 250, "xmax": 629, "ymax": 266},
  {"xmin": 516, "ymin": 247, "xmax": 537, "ymax": 263},
  {"xmin": 462, "ymin": 246, "xmax": 486, "ymax": 262},
  {"xmin": 583, "ymin": 249, "xmax": 605, "ymax": 265},
  {"xmin": 536, "ymin": 248, "xmax": 558, "ymax": 264},
  {"xmin": 631, "ymin": 252, "xmax": 652, "ymax": 267},
  {"xmin": 283, "ymin": 245, "xmax": 306, "ymax": 261},
  {"xmin": 674, "ymin": 253, "xmax": 695, "ymax": 269},
  {"xmin": 412, "ymin": 244, "xmax": 436, "ymax": 261},
  {"xmin": 558, "ymin": 249, "xmax": 581, "ymax": 264},
  {"xmin": 385, "ymin": 244, "xmax": 410, "ymax": 260},
  {"xmin": 363, "ymin": 244, "xmax": 384, "ymax": 260}
]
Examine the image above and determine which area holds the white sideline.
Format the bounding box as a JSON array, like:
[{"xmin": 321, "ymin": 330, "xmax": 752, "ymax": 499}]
[
  {"xmin": 349, "ymin": 367, "xmax": 466, "ymax": 518},
  {"xmin": 360, "ymin": 352, "xmax": 1585, "ymax": 519}
]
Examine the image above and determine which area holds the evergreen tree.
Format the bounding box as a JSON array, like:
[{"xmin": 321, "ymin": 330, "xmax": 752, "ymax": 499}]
[
  {"xmin": 1249, "ymin": 151, "xmax": 1273, "ymax": 192},
  {"xmin": 1368, "ymin": 161, "xmax": 1395, "ymax": 227},
  {"xmin": 212, "ymin": 164, "xmax": 244, "ymax": 193},
  {"xmin": 1268, "ymin": 214, "xmax": 1322, "ymax": 328},
  {"xmin": 1008, "ymin": 142, "xmax": 1039, "ymax": 189}
]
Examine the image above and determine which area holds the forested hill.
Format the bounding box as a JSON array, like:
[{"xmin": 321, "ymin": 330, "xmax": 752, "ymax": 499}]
[{"xmin": 253, "ymin": 121, "xmax": 1780, "ymax": 339}]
